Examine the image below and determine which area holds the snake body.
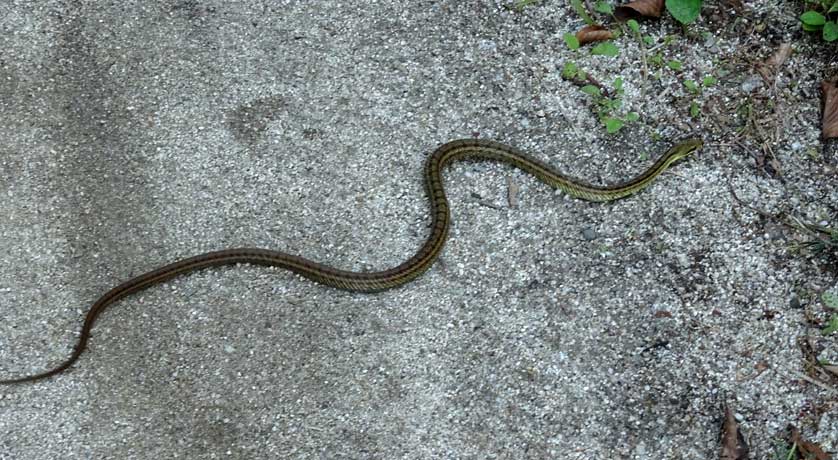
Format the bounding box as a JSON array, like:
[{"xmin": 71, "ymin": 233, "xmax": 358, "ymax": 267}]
[{"xmin": 0, "ymin": 137, "xmax": 703, "ymax": 384}]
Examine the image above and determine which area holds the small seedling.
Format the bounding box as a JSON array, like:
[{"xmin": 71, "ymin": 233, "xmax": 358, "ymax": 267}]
[
  {"xmin": 584, "ymin": 77, "xmax": 639, "ymax": 133},
  {"xmin": 563, "ymin": 65, "xmax": 638, "ymax": 134},
  {"xmin": 570, "ymin": 0, "xmax": 595, "ymax": 25},
  {"xmin": 796, "ymin": 222, "xmax": 838, "ymax": 253},
  {"xmin": 591, "ymin": 41, "xmax": 619, "ymax": 57},
  {"xmin": 680, "ymin": 73, "xmax": 717, "ymax": 118},
  {"xmin": 689, "ymin": 101, "xmax": 700, "ymax": 117},
  {"xmin": 684, "ymin": 79, "xmax": 699, "ymax": 93},
  {"xmin": 594, "ymin": 1, "xmax": 614, "ymax": 14}
]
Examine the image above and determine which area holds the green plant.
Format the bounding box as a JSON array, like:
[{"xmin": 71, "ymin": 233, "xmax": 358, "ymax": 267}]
[
  {"xmin": 563, "ymin": 33, "xmax": 581, "ymax": 50},
  {"xmin": 678, "ymin": 73, "xmax": 716, "ymax": 117},
  {"xmin": 666, "ymin": 0, "xmax": 702, "ymax": 24},
  {"xmin": 800, "ymin": 2, "xmax": 838, "ymax": 42},
  {"xmin": 563, "ymin": 63, "xmax": 637, "ymax": 133},
  {"xmin": 570, "ymin": 0, "xmax": 595, "ymax": 25},
  {"xmin": 576, "ymin": 76, "xmax": 639, "ymax": 133},
  {"xmin": 625, "ymin": 19, "xmax": 651, "ymax": 82},
  {"xmin": 796, "ymin": 222, "xmax": 838, "ymax": 253},
  {"xmin": 591, "ymin": 41, "xmax": 619, "ymax": 57},
  {"xmin": 594, "ymin": 0, "xmax": 613, "ymax": 14},
  {"xmin": 559, "ymin": 2, "xmax": 704, "ymax": 133},
  {"xmin": 562, "ymin": 61, "xmax": 583, "ymax": 79}
]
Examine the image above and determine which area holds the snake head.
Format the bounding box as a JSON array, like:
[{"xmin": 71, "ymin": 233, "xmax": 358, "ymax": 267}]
[{"xmin": 673, "ymin": 138, "xmax": 704, "ymax": 159}]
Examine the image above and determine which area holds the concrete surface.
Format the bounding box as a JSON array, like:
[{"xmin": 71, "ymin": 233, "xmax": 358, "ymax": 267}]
[{"xmin": 0, "ymin": 1, "xmax": 835, "ymax": 459}]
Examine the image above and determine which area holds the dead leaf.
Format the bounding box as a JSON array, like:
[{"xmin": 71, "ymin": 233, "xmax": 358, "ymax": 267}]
[
  {"xmin": 653, "ymin": 310, "xmax": 672, "ymax": 318},
  {"xmin": 765, "ymin": 43, "xmax": 792, "ymax": 69},
  {"xmin": 822, "ymin": 81, "xmax": 838, "ymax": 139},
  {"xmin": 614, "ymin": 0, "xmax": 663, "ymax": 20},
  {"xmin": 788, "ymin": 425, "xmax": 832, "ymax": 460},
  {"xmin": 824, "ymin": 364, "xmax": 838, "ymax": 376},
  {"xmin": 758, "ymin": 43, "xmax": 792, "ymax": 82},
  {"xmin": 720, "ymin": 405, "xmax": 749, "ymax": 460},
  {"xmin": 754, "ymin": 360, "xmax": 769, "ymax": 373},
  {"xmin": 575, "ymin": 25, "xmax": 613, "ymax": 45},
  {"xmin": 506, "ymin": 177, "xmax": 519, "ymax": 208}
]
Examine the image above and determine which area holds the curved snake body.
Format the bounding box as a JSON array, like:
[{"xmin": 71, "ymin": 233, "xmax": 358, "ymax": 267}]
[{"xmin": 0, "ymin": 137, "xmax": 703, "ymax": 384}]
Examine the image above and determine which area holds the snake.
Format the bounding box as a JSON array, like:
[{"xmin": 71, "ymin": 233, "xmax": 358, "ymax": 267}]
[{"xmin": 0, "ymin": 137, "xmax": 703, "ymax": 384}]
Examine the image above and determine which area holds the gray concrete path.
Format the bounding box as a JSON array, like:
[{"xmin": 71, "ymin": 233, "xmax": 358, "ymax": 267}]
[{"xmin": 1, "ymin": 1, "xmax": 835, "ymax": 459}]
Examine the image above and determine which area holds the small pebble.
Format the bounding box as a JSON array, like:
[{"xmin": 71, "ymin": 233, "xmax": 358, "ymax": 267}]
[
  {"xmin": 676, "ymin": 253, "xmax": 691, "ymax": 269},
  {"xmin": 582, "ymin": 228, "xmax": 598, "ymax": 241}
]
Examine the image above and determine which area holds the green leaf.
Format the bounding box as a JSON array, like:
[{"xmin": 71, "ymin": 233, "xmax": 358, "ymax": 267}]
[
  {"xmin": 627, "ymin": 19, "xmax": 640, "ymax": 34},
  {"xmin": 571, "ymin": 0, "xmax": 595, "ymax": 25},
  {"xmin": 625, "ymin": 112, "xmax": 640, "ymax": 122},
  {"xmin": 562, "ymin": 62, "xmax": 579, "ymax": 79},
  {"xmin": 802, "ymin": 22, "xmax": 823, "ymax": 32},
  {"xmin": 581, "ymin": 85, "xmax": 601, "ymax": 97},
  {"xmin": 689, "ymin": 101, "xmax": 700, "ymax": 117},
  {"xmin": 823, "ymin": 316, "xmax": 838, "ymax": 335},
  {"xmin": 603, "ymin": 117, "xmax": 624, "ymax": 134},
  {"xmin": 684, "ymin": 79, "xmax": 699, "ymax": 93},
  {"xmin": 801, "ymin": 10, "xmax": 826, "ymax": 26},
  {"xmin": 824, "ymin": 21, "xmax": 838, "ymax": 41},
  {"xmin": 650, "ymin": 53, "xmax": 663, "ymax": 66},
  {"xmin": 665, "ymin": 0, "xmax": 701, "ymax": 24},
  {"xmin": 595, "ymin": 1, "xmax": 614, "ymax": 14},
  {"xmin": 824, "ymin": 291, "xmax": 838, "ymax": 310},
  {"xmin": 613, "ymin": 77, "xmax": 623, "ymax": 91},
  {"xmin": 591, "ymin": 41, "xmax": 619, "ymax": 57},
  {"xmin": 643, "ymin": 35, "xmax": 655, "ymax": 46},
  {"xmin": 563, "ymin": 32, "xmax": 580, "ymax": 50},
  {"xmin": 830, "ymin": 1, "xmax": 838, "ymax": 14},
  {"xmin": 667, "ymin": 60, "xmax": 683, "ymax": 71},
  {"xmin": 702, "ymin": 75, "xmax": 717, "ymax": 86}
]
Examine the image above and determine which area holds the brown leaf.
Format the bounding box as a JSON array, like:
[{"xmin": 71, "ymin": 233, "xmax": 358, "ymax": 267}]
[
  {"xmin": 765, "ymin": 43, "xmax": 792, "ymax": 69},
  {"xmin": 788, "ymin": 425, "xmax": 832, "ymax": 460},
  {"xmin": 575, "ymin": 25, "xmax": 613, "ymax": 45},
  {"xmin": 653, "ymin": 310, "xmax": 672, "ymax": 318},
  {"xmin": 720, "ymin": 405, "xmax": 749, "ymax": 460},
  {"xmin": 754, "ymin": 360, "xmax": 769, "ymax": 373},
  {"xmin": 822, "ymin": 81, "xmax": 838, "ymax": 139},
  {"xmin": 614, "ymin": 0, "xmax": 663, "ymax": 20},
  {"xmin": 758, "ymin": 43, "xmax": 792, "ymax": 82}
]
